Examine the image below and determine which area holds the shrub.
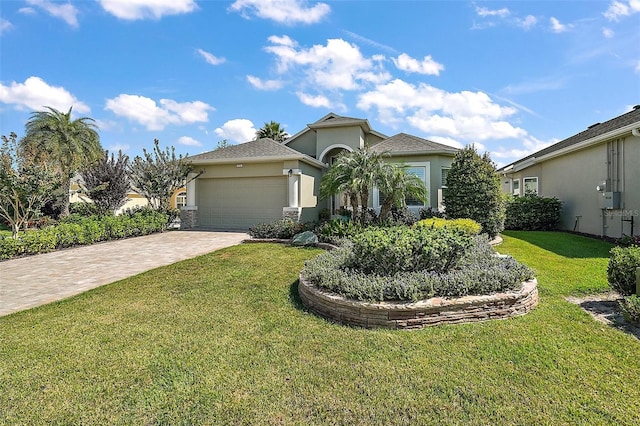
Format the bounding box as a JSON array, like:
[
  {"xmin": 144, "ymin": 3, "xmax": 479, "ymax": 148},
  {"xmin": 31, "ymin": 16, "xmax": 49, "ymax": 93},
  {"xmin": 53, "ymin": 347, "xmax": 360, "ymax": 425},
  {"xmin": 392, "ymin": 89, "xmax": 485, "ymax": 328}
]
[
  {"xmin": 69, "ymin": 202, "xmax": 99, "ymax": 217},
  {"xmin": 443, "ymin": 145, "xmax": 504, "ymax": 238},
  {"xmin": 387, "ymin": 206, "xmax": 418, "ymax": 226},
  {"xmin": 0, "ymin": 208, "xmax": 169, "ymax": 260},
  {"xmin": 301, "ymin": 235, "xmax": 534, "ymax": 302},
  {"xmin": 619, "ymin": 295, "xmax": 640, "ymax": 324},
  {"xmin": 248, "ymin": 219, "xmax": 305, "ymax": 239},
  {"xmin": 415, "ymin": 218, "xmax": 481, "ymax": 236},
  {"xmin": 617, "ymin": 234, "xmax": 640, "ymax": 248},
  {"xmin": 419, "ymin": 207, "xmax": 445, "ymax": 219},
  {"xmin": 504, "ymin": 195, "xmax": 562, "ymax": 231},
  {"xmin": 348, "ymin": 226, "xmax": 473, "ymax": 275},
  {"xmin": 316, "ymin": 219, "xmax": 366, "ymax": 245},
  {"xmin": 607, "ymin": 246, "xmax": 640, "ymax": 296}
]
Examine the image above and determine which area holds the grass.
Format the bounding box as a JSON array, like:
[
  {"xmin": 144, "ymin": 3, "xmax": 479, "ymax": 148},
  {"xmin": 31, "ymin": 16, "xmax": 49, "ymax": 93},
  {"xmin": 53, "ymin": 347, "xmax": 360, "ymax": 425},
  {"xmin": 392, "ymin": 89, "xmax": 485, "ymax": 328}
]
[{"xmin": 1, "ymin": 233, "xmax": 639, "ymax": 424}]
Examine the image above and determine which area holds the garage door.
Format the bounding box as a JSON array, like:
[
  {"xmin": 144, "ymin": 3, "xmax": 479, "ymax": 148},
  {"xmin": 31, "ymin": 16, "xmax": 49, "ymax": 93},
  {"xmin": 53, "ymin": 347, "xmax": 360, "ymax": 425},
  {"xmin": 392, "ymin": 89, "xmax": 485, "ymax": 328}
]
[{"xmin": 196, "ymin": 177, "xmax": 287, "ymax": 229}]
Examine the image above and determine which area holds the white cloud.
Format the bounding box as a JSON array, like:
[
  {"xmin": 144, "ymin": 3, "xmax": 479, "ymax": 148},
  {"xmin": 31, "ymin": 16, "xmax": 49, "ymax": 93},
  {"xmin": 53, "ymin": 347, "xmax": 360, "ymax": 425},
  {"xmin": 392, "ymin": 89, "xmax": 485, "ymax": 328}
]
[
  {"xmin": 18, "ymin": 7, "xmax": 36, "ymax": 15},
  {"xmin": 177, "ymin": 136, "xmax": 202, "ymax": 147},
  {"xmin": 357, "ymin": 79, "xmax": 527, "ymax": 142},
  {"xmin": 1, "ymin": 18, "xmax": 13, "ymax": 34},
  {"xmin": 296, "ymin": 91, "xmax": 344, "ymax": 110},
  {"xmin": 247, "ymin": 75, "xmax": 284, "ymax": 90},
  {"xmin": 392, "ymin": 53, "xmax": 444, "ymax": 76},
  {"xmin": 264, "ymin": 36, "xmax": 391, "ymax": 91},
  {"xmin": 602, "ymin": 27, "xmax": 615, "ymax": 38},
  {"xmin": 105, "ymin": 94, "xmax": 212, "ymax": 131},
  {"xmin": 475, "ymin": 6, "xmax": 510, "ymax": 18},
  {"xmin": 492, "ymin": 136, "xmax": 556, "ymax": 161},
  {"xmin": 604, "ymin": 0, "xmax": 640, "ymax": 21},
  {"xmin": 229, "ymin": 0, "xmax": 330, "ymax": 25},
  {"xmin": 635, "ymin": 60, "xmax": 640, "ymax": 73},
  {"xmin": 214, "ymin": 119, "xmax": 256, "ymax": 143},
  {"xmin": 550, "ymin": 17, "xmax": 571, "ymax": 33},
  {"xmin": 26, "ymin": 0, "xmax": 79, "ymax": 28},
  {"xmin": 0, "ymin": 76, "xmax": 90, "ymax": 113},
  {"xmin": 342, "ymin": 30, "xmax": 398, "ymax": 54},
  {"xmin": 98, "ymin": 0, "xmax": 198, "ymax": 20},
  {"xmin": 108, "ymin": 143, "xmax": 130, "ymax": 152},
  {"xmin": 197, "ymin": 48, "xmax": 225, "ymax": 66},
  {"xmin": 502, "ymin": 76, "xmax": 567, "ymax": 95},
  {"xmin": 517, "ymin": 15, "xmax": 537, "ymax": 30}
]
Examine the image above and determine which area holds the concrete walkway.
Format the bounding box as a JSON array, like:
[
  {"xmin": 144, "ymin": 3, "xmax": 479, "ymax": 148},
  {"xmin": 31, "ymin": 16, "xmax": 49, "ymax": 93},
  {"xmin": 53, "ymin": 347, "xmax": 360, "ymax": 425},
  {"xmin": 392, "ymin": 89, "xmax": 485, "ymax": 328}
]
[{"xmin": 0, "ymin": 231, "xmax": 248, "ymax": 317}]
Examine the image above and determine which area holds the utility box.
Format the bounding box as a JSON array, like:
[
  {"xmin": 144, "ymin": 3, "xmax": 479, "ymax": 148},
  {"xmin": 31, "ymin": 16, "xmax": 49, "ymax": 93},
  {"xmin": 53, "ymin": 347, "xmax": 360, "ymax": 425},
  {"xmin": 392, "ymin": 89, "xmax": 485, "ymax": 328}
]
[{"xmin": 603, "ymin": 192, "xmax": 621, "ymax": 209}]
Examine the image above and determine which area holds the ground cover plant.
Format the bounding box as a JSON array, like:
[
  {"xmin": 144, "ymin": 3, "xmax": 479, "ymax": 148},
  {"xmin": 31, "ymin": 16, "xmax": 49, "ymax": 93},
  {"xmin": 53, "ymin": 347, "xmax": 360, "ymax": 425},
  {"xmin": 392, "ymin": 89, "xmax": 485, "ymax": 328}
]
[
  {"xmin": 2, "ymin": 233, "xmax": 638, "ymax": 424},
  {"xmin": 302, "ymin": 225, "xmax": 532, "ymax": 301}
]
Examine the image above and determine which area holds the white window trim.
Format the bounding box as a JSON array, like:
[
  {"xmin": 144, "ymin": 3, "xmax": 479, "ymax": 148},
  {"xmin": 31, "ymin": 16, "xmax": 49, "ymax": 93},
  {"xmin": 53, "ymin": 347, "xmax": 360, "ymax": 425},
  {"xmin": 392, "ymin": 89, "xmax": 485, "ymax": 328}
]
[
  {"xmin": 441, "ymin": 167, "xmax": 451, "ymax": 189},
  {"xmin": 373, "ymin": 161, "xmax": 431, "ymax": 210},
  {"xmin": 523, "ymin": 176, "xmax": 538, "ymax": 195}
]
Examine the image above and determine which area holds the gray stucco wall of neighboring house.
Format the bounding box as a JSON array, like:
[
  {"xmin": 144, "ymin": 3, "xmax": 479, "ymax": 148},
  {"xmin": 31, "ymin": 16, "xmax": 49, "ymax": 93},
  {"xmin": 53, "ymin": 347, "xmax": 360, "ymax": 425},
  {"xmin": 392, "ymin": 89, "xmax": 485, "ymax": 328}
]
[
  {"xmin": 365, "ymin": 132, "xmax": 386, "ymax": 147},
  {"xmin": 501, "ymin": 134, "xmax": 639, "ymax": 238},
  {"xmin": 316, "ymin": 126, "xmax": 363, "ymax": 160}
]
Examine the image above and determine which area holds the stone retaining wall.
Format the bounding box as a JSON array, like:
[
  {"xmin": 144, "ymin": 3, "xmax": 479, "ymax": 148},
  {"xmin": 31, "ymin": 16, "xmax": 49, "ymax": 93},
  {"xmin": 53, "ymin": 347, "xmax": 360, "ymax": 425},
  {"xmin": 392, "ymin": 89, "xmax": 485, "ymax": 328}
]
[{"xmin": 298, "ymin": 276, "xmax": 538, "ymax": 330}]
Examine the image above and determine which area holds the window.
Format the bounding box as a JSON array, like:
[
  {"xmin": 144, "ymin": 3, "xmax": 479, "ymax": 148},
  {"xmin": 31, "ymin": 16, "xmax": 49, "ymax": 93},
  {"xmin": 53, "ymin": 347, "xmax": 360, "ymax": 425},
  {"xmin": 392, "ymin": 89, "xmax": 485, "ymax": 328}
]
[
  {"xmin": 405, "ymin": 166, "xmax": 427, "ymax": 206},
  {"xmin": 176, "ymin": 191, "xmax": 187, "ymax": 208},
  {"xmin": 523, "ymin": 177, "xmax": 538, "ymax": 195},
  {"xmin": 441, "ymin": 167, "xmax": 450, "ymax": 188},
  {"xmin": 512, "ymin": 179, "xmax": 520, "ymax": 197}
]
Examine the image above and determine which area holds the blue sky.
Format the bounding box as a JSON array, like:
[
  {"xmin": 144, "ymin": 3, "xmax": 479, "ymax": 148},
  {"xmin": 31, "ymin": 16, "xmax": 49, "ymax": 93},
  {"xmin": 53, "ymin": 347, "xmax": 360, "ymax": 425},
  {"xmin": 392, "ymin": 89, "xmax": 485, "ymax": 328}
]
[{"xmin": 1, "ymin": 0, "xmax": 639, "ymax": 166}]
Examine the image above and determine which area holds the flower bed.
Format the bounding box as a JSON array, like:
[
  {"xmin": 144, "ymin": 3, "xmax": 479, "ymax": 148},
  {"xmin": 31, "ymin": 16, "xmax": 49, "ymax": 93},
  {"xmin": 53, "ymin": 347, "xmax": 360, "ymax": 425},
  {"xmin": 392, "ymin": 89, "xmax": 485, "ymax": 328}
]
[{"xmin": 298, "ymin": 275, "xmax": 538, "ymax": 329}]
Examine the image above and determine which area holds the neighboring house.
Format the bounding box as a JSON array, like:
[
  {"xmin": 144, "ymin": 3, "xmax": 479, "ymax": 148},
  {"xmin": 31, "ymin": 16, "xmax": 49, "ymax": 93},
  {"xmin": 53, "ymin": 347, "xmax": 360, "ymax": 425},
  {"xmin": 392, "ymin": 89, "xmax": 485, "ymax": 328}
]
[
  {"xmin": 70, "ymin": 177, "xmax": 186, "ymax": 214},
  {"xmin": 182, "ymin": 113, "xmax": 458, "ymax": 230},
  {"xmin": 498, "ymin": 106, "xmax": 640, "ymax": 238}
]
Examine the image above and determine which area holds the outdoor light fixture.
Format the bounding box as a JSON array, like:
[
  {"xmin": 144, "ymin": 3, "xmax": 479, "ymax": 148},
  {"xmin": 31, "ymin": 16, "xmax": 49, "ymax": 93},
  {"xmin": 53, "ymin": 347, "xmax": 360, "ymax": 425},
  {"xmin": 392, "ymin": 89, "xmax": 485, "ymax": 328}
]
[{"xmin": 288, "ymin": 169, "xmax": 293, "ymax": 177}]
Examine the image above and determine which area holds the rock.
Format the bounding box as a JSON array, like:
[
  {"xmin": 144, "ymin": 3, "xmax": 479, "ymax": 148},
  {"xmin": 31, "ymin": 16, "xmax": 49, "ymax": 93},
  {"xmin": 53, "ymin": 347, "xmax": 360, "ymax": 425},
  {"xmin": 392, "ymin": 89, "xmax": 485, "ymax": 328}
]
[{"xmin": 292, "ymin": 231, "xmax": 318, "ymax": 246}]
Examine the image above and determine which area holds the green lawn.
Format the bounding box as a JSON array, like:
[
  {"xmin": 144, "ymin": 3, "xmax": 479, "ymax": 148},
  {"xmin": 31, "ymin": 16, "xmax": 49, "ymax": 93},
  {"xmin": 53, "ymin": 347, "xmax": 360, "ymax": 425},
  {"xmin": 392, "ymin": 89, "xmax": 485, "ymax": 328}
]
[{"xmin": 1, "ymin": 233, "xmax": 639, "ymax": 425}]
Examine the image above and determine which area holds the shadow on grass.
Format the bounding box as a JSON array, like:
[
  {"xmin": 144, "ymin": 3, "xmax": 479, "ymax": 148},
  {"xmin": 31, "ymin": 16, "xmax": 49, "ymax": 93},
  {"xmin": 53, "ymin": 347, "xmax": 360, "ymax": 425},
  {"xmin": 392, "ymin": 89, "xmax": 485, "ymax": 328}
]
[
  {"xmin": 288, "ymin": 280, "xmax": 307, "ymax": 312},
  {"xmin": 502, "ymin": 230, "xmax": 613, "ymax": 259},
  {"xmin": 566, "ymin": 295, "xmax": 640, "ymax": 340}
]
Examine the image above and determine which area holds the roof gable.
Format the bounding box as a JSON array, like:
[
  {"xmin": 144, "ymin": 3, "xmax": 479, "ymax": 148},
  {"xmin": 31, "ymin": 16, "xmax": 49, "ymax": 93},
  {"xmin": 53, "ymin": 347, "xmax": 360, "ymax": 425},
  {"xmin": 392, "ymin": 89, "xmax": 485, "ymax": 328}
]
[{"xmin": 371, "ymin": 133, "xmax": 459, "ymax": 155}]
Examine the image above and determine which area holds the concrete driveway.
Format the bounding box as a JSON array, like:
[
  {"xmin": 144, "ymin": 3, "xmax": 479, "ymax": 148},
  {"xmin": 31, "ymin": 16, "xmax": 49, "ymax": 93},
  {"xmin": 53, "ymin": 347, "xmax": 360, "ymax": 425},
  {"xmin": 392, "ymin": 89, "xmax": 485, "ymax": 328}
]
[{"xmin": 0, "ymin": 231, "xmax": 248, "ymax": 317}]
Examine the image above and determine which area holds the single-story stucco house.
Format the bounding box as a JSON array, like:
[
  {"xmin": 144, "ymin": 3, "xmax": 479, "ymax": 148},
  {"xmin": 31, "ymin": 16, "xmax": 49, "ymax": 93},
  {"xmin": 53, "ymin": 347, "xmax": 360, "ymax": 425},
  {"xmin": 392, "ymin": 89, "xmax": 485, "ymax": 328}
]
[
  {"xmin": 181, "ymin": 113, "xmax": 459, "ymax": 230},
  {"xmin": 498, "ymin": 106, "xmax": 640, "ymax": 239}
]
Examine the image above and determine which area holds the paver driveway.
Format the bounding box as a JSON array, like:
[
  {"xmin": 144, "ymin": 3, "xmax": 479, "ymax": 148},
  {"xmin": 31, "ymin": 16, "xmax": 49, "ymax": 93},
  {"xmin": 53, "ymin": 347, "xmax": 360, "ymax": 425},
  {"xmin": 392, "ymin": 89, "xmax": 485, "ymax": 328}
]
[{"xmin": 0, "ymin": 231, "xmax": 248, "ymax": 317}]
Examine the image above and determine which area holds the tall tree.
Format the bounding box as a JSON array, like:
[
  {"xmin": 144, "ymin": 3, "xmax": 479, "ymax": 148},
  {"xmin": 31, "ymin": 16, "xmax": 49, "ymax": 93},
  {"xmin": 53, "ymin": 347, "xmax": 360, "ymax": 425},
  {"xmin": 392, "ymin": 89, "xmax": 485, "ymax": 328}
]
[
  {"xmin": 443, "ymin": 145, "xmax": 504, "ymax": 238},
  {"xmin": 80, "ymin": 150, "xmax": 130, "ymax": 215},
  {"xmin": 0, "ymin": 132, "xmax": 60, "ymax": 238},
  {"xmin": 377, "ymin": 164, "xmax": 428, "ymax": 221},
  {"xmin": 20, "ymin": 106, "xmax": 102, "ymax": 217},
  {"xmin": 128, "ymin": 139, "xmax": 193, "ymax": 211},
  {"xmin": 255, "ymin": 121, "xmax": 289, "ymax": 142}
]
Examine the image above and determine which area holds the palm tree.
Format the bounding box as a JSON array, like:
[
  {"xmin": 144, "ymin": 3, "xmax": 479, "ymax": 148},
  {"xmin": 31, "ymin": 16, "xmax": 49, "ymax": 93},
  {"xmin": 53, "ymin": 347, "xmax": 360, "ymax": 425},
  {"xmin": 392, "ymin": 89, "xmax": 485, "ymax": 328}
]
[
  {"xmin": 376, "ymin": 164, "xmax": 428, "ymax": 221},
  {"xmin": 255, "ymin": 120, "xmax": 289, "ymax": 142},
  {"xmin": 21, "ymin": 106, "xmax": 102, "ymax": 217},
  {"xmin": 319, "ymin": 148, "xmax": 383, "ymax": 224}
]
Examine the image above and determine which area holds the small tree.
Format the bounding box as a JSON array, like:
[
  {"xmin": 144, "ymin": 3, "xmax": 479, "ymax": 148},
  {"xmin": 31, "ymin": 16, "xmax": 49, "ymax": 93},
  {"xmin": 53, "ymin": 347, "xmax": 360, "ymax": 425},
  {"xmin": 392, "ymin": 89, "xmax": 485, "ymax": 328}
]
[
  {"xmin": 255, "ymin": 121, "xmax": 289, "ymax": 142},
  {"xmin": 128, "ymin": 139, "xmax": 192, "ymax": 211},
  {"xmin": 215, "ymin": 139, "xmax": 230, "ymax": 150},
  {"xmin": 0, "ymin": 132, "xmax": 61, "ymax": 238},
  {"xmin": 443, "ymin": 145, "xmax": 504, "ymax": 238},
  {"xmin": 80, "ymin": 150, "xmax": 130, "ymax": 215}
]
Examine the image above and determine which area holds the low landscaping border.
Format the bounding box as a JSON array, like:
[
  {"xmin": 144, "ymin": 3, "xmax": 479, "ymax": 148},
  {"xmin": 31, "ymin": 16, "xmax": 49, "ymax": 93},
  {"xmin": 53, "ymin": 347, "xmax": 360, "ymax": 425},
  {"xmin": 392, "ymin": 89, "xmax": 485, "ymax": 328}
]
[{"xmin": 298, "ymin": 275, "xmax": 538, "ymax": 329}]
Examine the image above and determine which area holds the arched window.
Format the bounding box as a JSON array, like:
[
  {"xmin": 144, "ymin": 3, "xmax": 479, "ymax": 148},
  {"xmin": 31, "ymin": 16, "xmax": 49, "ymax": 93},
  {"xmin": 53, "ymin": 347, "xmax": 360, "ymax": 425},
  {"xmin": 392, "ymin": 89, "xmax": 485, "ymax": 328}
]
[{"xmin": 176, "ymin": 191, "xmax": 187, "ymax": 208}]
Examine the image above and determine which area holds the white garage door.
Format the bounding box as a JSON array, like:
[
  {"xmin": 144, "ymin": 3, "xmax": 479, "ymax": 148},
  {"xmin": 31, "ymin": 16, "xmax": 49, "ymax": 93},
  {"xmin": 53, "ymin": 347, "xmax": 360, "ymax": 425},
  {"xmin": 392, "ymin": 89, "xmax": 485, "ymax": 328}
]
[{"xmin": 196, "ymin": 177, "xmax": 287, "ymax": 229}]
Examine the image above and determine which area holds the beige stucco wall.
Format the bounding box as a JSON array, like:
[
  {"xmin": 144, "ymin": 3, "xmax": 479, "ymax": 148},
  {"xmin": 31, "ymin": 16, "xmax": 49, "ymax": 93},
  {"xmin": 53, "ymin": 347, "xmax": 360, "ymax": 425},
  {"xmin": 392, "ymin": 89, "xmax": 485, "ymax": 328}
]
[
  {"xmin": 501, "ymin": 134, "xmax": 639, "ymax": 238},
  {"xmin": 316, "ymin": 126, "xmax": 363, "ymax": 161}
]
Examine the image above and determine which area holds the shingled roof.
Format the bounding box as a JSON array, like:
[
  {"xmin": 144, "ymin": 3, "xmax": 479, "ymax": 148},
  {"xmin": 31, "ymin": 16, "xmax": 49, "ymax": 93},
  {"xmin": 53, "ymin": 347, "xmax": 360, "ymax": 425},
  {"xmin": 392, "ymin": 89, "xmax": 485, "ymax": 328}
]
[
  {"xmin": 500, "ymin": 105, "xmax": 640, "ymax": 171},
  {"xmin": 188, "ymin": 138, "xmax": 323, "ymax": 166},
  {"xmin": 371, "ymin": 133, "xmax": 459, "ymax": 155}
]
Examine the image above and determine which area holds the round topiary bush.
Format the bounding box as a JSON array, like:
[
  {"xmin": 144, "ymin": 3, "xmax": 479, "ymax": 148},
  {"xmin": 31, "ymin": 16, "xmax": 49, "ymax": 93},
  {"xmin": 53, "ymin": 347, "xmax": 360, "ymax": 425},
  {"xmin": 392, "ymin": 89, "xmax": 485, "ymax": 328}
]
[{"xmin": 608, "ymin": 246, "xmax": 640, "ymax": 296}]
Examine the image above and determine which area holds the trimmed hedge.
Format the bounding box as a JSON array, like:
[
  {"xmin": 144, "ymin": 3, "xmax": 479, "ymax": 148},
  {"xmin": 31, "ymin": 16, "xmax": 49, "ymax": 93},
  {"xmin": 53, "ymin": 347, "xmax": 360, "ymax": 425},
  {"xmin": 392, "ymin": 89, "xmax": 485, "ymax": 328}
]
[
  {"xmin": 607, "ymin": 246, "xmax": 640, "ymax": 296},
  {"xmin": 0, "ymin": 209, "xmax": 169, "ymax": 260},
  {"xmin": 505, "ymin": 195, "xmax": 562, "ymax": 231},
  {"xmin": 302, "ymin": 235, "xmax": 534, "ymax": 302},
  {"xmin": 619, "ymin": 295, "xmax": 640, "ymax": 324},
  {"xmin": 415, "ymin": 217, "xmax": 481, "ymax": 236}
]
